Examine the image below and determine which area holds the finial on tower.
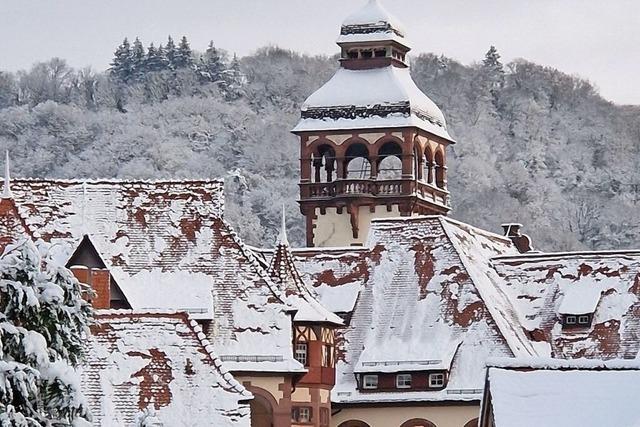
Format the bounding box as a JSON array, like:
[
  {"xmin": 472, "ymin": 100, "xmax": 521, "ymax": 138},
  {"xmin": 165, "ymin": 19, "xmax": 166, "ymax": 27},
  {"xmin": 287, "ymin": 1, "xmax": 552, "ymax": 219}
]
[
  {"xmin": 278, "ymin": 205, "xmax": 289, "ymax": 246},
  {"xmin": 2, "ymin": 151, "xmax": 12, "ymax": 199}
]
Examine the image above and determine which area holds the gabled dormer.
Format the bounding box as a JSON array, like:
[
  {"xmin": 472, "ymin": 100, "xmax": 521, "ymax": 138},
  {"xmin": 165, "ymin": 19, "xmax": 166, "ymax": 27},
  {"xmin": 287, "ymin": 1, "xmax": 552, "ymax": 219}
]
[{"xmin": 558, "ymin": 286, "xmax": 602, "ymax": 330}]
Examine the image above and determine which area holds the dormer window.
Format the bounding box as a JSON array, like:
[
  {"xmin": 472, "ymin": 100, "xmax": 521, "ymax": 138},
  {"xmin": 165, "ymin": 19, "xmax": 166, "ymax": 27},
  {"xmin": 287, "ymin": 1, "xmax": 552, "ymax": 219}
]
[
  {"xmin": 363, "ymin": 374, "xmax": 378, "ymax": 389},
  {"xmin": 396, "ymin": 373, "xmax": 412, "ymax": 389},
  {"xmin": 428, "ymin": 373, "xmax": 446, "ymax": 388},
  {"xmin": 562, "ymin": 313, "xmax": 593, "ymax": 328}
]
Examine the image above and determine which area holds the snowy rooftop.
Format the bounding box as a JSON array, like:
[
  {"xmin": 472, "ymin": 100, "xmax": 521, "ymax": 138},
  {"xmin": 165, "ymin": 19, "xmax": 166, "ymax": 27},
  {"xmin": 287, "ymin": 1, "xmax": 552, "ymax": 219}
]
[
  {"xmin": 338, "ymin": 0, "xmax": 408, "ymax": 47},
  {"xmin": 294, "ymin": 66, "xmax": 452, "ymax": 141},
  {"xmin": 82, "ymin": 311, "xmax": 251, "ymax": 427},
  {"xmin": 485, "ymin": 363, "xmax": 640, "ymax": 427},
  {"xmin": 4, "ymin": 179, "xmax": 304, "ymax": 373}
]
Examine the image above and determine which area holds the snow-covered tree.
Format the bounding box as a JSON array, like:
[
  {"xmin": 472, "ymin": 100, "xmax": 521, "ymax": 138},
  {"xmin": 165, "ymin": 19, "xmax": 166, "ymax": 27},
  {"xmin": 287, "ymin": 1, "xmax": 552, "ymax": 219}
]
[
  {"xmin": 131, "ymin": 38, "xmax": 147, "ymax": 82},
  {"xmin": 110, "ymin": 38, "xmax": 133, "ymax": 83},
  {"xmin": 197, "ymin": 41, "xmax": 227, "ymax": 83},
  {"xmin": 174, "ymin": 36, "xmax": 193, "ymax": 70},
  {"xmin": 0, "ymin": 238, "xmax": 93, "ymax": 426}
]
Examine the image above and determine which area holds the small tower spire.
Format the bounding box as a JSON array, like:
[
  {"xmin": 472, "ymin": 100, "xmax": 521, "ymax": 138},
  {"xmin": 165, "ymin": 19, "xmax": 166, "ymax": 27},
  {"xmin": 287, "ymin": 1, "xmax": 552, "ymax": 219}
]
[
  {"xmin": 2, "ymin": 151, "xmax": 12, "ymax": 199},
  {"xmin": 278, "ymin": 205, "xmax": 289, "ymax": 246}
]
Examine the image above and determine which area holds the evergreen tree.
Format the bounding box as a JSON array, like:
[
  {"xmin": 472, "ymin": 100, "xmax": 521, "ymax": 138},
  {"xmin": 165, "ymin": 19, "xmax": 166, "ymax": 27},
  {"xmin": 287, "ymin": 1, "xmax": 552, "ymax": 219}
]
[
  {"xmin": 110, "ymin": 38, "xmax": 133, "ymax": 83},
  {"xmin": 482, "ymin": 45, "xmax": 505, "ymax": 93},
  {"xmin": 0, "ymin": 238, "xmax": 92, "ymax": 425},
  {"xmin": 174, "ymin": 36, "xmax": 194, "ymax": 69},
  {"xmin": 165, "ymin": 36, "xmax": 177, "ymax": 70},
  {"xmin": 222, "ymin": 53, "xmax": 246, "ymax": 99},
  {"xmin": 198, "ymin": 41, "xmax": 226, "ymax": 83},
  {"xmin": 145, "ymin": 42, "xmax": 169, "ymax": 73},
  {"xmin": 131, "ymin": 37, "xmax": 147, "ymax": 81}
]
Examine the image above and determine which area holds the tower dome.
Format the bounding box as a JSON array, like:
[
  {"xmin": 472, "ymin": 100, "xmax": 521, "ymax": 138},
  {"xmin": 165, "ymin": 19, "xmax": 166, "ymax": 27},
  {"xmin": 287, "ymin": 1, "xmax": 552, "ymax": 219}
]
[{"xmin": 338, "ymin": 0, "xmax": 408, "ymax": 47}]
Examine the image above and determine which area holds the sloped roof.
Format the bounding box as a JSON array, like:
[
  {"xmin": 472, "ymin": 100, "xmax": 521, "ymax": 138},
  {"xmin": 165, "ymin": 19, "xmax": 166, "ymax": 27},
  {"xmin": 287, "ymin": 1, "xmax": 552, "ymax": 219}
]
[
  {"xmin": 267, "ymin": 230, "xmax": 343, "ymax": 326},
  {"xmin": 82, "ymin": 311, "xmax": 251, "ymax": 427},
  {"xmin": 484, "ymin": 359, "xmax": 640, "ymax": 427},
  {"xmin": 287, "ymin": 216, "xmax": 543, "ymax": 403},
  {"xmin": 5, "ymin": 179, "xmax": 303, "ymax": 373},
  {"xmin": 0, "ymin": 197, "xmax": 33, "ymax": 253},
  {"xmin": 493, "ymin": 250, "xmax": 640, "ymax": 359}
]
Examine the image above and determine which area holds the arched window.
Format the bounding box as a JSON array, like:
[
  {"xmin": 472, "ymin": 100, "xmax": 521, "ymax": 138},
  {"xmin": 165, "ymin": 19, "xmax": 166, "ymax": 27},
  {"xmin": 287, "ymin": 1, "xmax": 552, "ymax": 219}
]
[
  {"xmin": 337, "ymin": 421, "xmax": 371, "ymax": 427},
  {"xmin": 463, "ymin": 419, "xmax": 479, "ymax": 427},
  {"xmin": 399, "ymin": 419, "xmax": 437, "ymax": 427},
  {"xmin": 434, "ymin": 150, "xmax": 445, "ymax": 189},
  {"xmin": 424, "ymin": 146, "xmax": 434, "ymax": 185},
  {"xmin": 313, "ymin": 144, "xmax": 336, "ymax": 183},
  {"xmin": 377, "ymin": 141, "xmax": 403, "ymax": 180},
  {"xmin": 345, "ymin": 143, "xmax": 371, "ymax": 179}
]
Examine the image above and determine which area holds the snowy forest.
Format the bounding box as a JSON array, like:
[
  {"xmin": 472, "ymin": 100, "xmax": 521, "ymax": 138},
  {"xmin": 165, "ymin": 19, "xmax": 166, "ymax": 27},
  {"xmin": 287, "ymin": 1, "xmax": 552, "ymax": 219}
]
[{"xmin": 0, "ymin": 36, "xmax": 639, "ymax": 251}]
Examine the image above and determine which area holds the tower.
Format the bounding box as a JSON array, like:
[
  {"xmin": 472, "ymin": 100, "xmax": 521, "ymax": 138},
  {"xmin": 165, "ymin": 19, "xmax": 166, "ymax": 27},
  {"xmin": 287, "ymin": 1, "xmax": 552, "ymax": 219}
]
[{"xmin": 293, "ymin": 0, "xmax": 455, "ymax": 247}]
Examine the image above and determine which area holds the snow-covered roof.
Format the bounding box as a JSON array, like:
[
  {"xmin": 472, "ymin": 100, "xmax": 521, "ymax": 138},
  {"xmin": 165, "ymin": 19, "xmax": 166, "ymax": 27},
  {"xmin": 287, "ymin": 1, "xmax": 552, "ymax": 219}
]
[
  {"xmin": 4, "ymin": 179, "xmax": 303, "ymax": 373},
  {"xmin": 484, "ymin": 362, "xmax": 640, "ymax": 427},
  {"xmin": 293, "ymin": 66, "xmax": 452, "ymax": 141},
  {"xmin": 338, "ymin": 0, "xmax": 408, "ymax": 47},
  {"xmin": 82, "ymin": 311, "xmax": 251, "ymax": 427},
  {"xmin": 493, "ymin": 251, "xmax": 640, "ymax": 359},
  {"xmin": 290, "ymin": 216, "xmax": 543, "ymax": 404}
]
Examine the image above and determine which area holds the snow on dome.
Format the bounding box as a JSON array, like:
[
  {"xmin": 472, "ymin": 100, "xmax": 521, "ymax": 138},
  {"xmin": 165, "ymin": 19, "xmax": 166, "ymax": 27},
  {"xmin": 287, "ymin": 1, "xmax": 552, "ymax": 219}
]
[
  {"xmin": 294, "ymin": 66, "xmax": 452, "ymax": 141},
  {"xmin": 339, "ymin": 0, "xmax": 407, "ymax": 45}
]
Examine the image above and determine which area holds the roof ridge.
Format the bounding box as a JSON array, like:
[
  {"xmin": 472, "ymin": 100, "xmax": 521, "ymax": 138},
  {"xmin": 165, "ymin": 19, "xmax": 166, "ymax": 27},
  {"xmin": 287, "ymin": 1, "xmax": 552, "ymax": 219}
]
[{"xmin": 12, "ymin": 177, "xmax": 224, "ymax": 185}]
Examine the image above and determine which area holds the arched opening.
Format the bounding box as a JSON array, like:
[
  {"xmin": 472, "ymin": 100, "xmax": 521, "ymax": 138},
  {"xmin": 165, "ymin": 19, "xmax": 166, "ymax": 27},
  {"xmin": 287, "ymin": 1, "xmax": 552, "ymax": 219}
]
[
  {"xmin": 338, "ymin": 421, "xmax": 371, "ymax": 427},
  {"xmin": 312, "ymin": 144, "xmax": 336, "ymax": 183},
  {"xmin": 463, "ymin": 419, "xmax": 479, "ymax": 427},
  {"xmin": 423, "ymin": 146, "xmax": 434, "ymax": 185},
  {"xmin": 249, "ymin": 394, "xmax": 274, "ymax": 427},
  {"xmin": 377, "ymin": 141, "xmax": 403, "ymax": 180},
  {"xmin": 345, "ymin": 143, "xmax": 371, "ymax": 179},
  {"xmin": 434, "ymin": 150, "xmax": 445, "ymax": 189},
  {"xmin": 399, "ymin": 419, "xmax": 437, "ymax": 427}
]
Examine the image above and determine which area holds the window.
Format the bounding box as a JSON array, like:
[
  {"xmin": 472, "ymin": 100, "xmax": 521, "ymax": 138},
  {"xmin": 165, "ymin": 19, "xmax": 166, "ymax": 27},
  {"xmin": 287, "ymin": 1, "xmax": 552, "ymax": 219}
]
[
  {"xmin": 361, "ymin": 50, "xmax": 373, "ymax": 59},
  {"xmin": 320, "ymin": 408, "xmax": 330, "ymax": 426},
  {"xmin": 292, "ymin": 406, "xmax": 312, "ymax": 423},
  {"xmin": 322, "ymin": 344, "xmax": 333, "ymax": 367},
  {"xmin": 565, "ymin": 315, "xmax": 577, "ymax": 325},
  {"xmin": 362, "ymin": 374, "xmax": 378, "ymax": 389},
  {"xmin": 396, "ymin": 373, "xmax": 412, "ymax": 389},
  {"xmin": 374, "ymin": 49, "xmax": 386, "ymax": 58},
  {"xmin": 429, "ymin": 373, "xmax": 445, "ymax": 388},
  {"xmin": 347, "ymin": 50, "xmax": 358, "ymax": 59},
  {"xmin": 578, "ymin": 315, "xmax": 590, "ymax": 325},
  {"xmin": 295, "ymin": 342, "xmax": 308, "ymax": 366}
]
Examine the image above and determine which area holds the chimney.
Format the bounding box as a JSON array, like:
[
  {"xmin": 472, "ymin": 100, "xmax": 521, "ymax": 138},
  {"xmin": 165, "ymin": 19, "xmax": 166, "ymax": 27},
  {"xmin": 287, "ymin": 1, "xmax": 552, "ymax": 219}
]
[{"xmin": 501, "ymin": 223, "xmax": 533, "ymax": 254}]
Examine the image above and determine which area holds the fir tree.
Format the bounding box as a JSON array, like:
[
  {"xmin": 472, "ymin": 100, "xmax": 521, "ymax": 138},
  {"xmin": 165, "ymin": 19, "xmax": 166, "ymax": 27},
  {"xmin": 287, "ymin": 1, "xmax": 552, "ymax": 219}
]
[
  {"xmin": 198, "ymin": 41, "xmax": 226, "ymax": 83},
  {"xmin": 483, "ymin": 45, "xmax": 505, "ymax": 91},
  {"xmin": 145, "ymin": 42, "xmax": 169, "ymax": 73},
  {"xmin": 0, "ymin": 238, "xmax": 93, "ymax": 425},
  {"xmin": 110, "ymin": 38, "xmax": 133, "ymax": 83},
  {"xmin": 131, "ymin": 37, "xmax": 147, "ymax": 81},
  {"xmin": 165, "ymin": 36, "xmax": 177, "ymax": 70},
  {"xmin": 222, "ymin": 53, "xmax": 246, "ymax": 99},
  {"xmin": 174, "ymin": 36, "xmax": 194, "ymax": 69}
]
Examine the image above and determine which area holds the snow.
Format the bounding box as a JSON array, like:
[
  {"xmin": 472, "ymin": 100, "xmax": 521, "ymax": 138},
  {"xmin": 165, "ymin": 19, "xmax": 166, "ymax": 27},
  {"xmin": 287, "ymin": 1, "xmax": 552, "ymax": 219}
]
[
  {"xmin": 115, "ymin": 268, "xmax": 215, "ymax": 320},
  {"xmin": 488, "ymin": 367, "xmax": 640, "ymax": 427},
  {"xmin": 341, "ymin": 0, "xmax": 406, "ymax": 37},
  {"xmin": 558, "ymin": 285, "xmax": 602, "ymax": 314},
  {"xmin": 487, "ymin": 356, "xmax": 640, "ymax": 370}
]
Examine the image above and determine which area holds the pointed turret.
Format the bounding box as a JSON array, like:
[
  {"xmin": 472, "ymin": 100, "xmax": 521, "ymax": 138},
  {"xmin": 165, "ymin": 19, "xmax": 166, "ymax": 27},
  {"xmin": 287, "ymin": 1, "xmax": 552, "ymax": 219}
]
[{"xmin": 3, "ymin": 151, "xmax": 12, "ymax": 199}]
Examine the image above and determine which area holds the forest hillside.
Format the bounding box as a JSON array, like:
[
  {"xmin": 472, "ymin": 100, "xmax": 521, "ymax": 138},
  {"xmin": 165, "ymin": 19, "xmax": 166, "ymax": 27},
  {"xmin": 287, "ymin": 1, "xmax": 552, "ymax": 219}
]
[{"xmin": 0, "ymin": 37, "xmax": 639, "ymax": 250}]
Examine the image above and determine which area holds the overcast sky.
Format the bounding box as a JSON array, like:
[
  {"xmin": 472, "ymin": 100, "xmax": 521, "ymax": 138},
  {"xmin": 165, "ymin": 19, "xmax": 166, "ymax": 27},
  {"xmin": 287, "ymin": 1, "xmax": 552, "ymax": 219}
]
[{"xmin": 1, "ymin": 0, "xmax": 639, "ymax": 105}]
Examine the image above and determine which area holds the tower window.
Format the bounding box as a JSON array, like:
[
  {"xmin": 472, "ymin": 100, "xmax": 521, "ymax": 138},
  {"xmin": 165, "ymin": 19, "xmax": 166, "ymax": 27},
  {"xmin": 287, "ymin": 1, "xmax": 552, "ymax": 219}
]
[
  {"xmin": 294, "ymin": 342, "xmax": 308, "ymax": 366},
  {"xmin": 320, "ymin": 408, "xmax": 330, "ymax": 426},
  {"xmin": 374, "ymin": 49, "xmax": 386, "ymax": 58},
  {"xmin": 429, "ymin": 373, "xmax": 446, "ymax": 388},
  {"xmin": 361, "ymin": 50, "xmax": 373, "ymax": 59},
  {"xmin": 347, "ymin": 50, "xmax": 358, "ymax": 59},
  {"xmin": 362, "ymin": 374, "xmax": 378, "ymax": 389},
  {"xmin": 292, "ymin": 407, "xmax": 312, "ymax": 423},
  {"xmin": 322, "ymin": 344, "xmax": 333, "ymax": 367},
  {"xmin": 396, "ymin": 373, "xmax": 412, "ymax": 389}
]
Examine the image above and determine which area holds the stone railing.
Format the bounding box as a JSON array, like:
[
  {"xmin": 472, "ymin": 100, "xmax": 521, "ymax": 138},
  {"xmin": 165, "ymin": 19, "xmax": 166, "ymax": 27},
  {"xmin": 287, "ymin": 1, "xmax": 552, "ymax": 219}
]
[{"xmin": 300, "ymin": 179, "xmax": 449, "ymax": 207}]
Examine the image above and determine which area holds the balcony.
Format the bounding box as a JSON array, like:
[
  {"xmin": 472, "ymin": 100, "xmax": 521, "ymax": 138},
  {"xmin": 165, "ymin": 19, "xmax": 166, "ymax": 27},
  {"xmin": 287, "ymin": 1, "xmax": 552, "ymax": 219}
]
[{"xmin": 299, "ymin": 179, "xmax": 450, "ymax": 208}]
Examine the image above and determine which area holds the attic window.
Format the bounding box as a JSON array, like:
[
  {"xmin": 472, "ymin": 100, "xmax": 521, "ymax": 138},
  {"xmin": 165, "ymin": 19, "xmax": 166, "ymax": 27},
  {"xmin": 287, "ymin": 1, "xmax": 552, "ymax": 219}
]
[
  {"xmin": 396, "ymin": 373, "xmax": 412, "ymax": 389},
  {"xmin": 562, "ymin": 314, "xmax": 593, "ymax": 328},
  {"xmin": 363, "ymin": 374, "xmax": 378, "ymax": 389},
  {"xmin": 429, "ymin": 373, "xmax": 446, "ymax": 388}
]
